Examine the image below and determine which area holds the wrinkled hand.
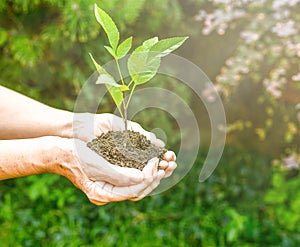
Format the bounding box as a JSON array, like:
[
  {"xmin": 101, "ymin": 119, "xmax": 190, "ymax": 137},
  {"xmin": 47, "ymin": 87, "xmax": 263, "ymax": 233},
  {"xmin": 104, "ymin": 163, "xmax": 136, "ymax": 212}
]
[
  {"xmin": 73, "ymin": 113, "xmax": 177, "ymax": 178},
  {"xmin": 91, "ymin": 159, "xmax": 165, "ymax": 205},
  {"xmin": 51, "ymin": 138, "xmax": 166, "ymax": 205}
]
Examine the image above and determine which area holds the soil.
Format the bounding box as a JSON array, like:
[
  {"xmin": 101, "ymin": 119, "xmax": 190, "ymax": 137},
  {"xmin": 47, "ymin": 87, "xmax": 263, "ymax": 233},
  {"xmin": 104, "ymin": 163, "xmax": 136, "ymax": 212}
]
[{"xmin": 87, "ymin": 130, "xmax": 167, "ymax": 170}]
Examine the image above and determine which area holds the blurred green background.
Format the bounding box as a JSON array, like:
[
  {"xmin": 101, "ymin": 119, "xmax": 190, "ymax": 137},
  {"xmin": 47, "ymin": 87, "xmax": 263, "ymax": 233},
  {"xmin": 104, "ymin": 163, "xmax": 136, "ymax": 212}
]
[{"xmin": 1, "ymin": 0, "xmax": 300, "ymax": 246}]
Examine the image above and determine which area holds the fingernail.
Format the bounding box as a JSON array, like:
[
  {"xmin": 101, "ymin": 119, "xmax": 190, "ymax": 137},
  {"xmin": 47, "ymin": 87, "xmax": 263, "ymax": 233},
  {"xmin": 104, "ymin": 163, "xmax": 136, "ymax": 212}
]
[
  {"xmin": 169, "ymin": 161, "xmax": 177, "ymax": 170},
  {"xmin": 164, "ymin": 151, "xmax": 176, "ymax": 161},
  {"xmin": 158, "ymin": 160, "xmax": 168, "ymax": 169}
]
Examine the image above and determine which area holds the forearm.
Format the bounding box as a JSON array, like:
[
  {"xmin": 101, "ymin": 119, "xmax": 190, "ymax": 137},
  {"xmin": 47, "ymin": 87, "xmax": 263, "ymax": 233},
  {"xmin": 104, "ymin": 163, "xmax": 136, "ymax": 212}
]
[
  {"xmin": 0, "ymin": 86, "xmax": 73, "ymax": 139},
  {"xmin": 0, "ymin": 137, "xmax": 65, "ymax": 180}
]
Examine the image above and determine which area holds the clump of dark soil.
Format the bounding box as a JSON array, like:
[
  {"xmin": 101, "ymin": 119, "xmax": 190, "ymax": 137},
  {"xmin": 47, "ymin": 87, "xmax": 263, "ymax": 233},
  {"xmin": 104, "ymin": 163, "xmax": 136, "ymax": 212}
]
[{"xmin": 87, "ymin": 130, "xmax": 166, "ymax": 170}]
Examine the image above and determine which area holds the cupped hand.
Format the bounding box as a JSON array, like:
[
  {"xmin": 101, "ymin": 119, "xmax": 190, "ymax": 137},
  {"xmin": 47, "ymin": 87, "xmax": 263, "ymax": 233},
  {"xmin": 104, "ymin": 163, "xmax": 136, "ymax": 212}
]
[
  {"xmin": 73, "ymin": 113, "xmax": 177, "ymax": 178},
  {"xmin": 89, "ymin": 158, "xmax": 165, "ymax": 205},
  {"xmin": 51, "ymin": 138, "xmax": 165, "ymax": 205}
]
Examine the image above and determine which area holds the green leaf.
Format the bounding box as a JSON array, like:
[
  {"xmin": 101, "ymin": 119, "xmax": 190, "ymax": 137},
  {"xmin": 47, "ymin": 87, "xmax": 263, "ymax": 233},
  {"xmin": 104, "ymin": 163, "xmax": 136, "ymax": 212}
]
[
  {"xmin": 96, "ymin": 74, "xmax": 118, "ymax": 86},
  {"xmin": 106, "ymin": 85, "xmax": 124, "ymax": 111},
  {"xmin": 89, "ymin": 53, "xmax": 120, "ymax": 86},
  {"xmin": 128, "ymin": 45, "xmax": 161, "ymax": 85},
  {"xmin": 142, "ymin": 37, "xmax": 158, "ymax": 49},
  {"xmin": 96, "ymin": 76, "xmax": 129, "ymax": 91},
  {"xmin": 94, "ymin": 4, "xmax": 119, "ymax": 51},
  {"xmin": 227, "ymin": 228, "xmax": 238, "ymax": 242},
  {"xmin": 89, "ymin": 53, "xmax": 112, "ymax": 75},
  {"xmin": 89, "ymin": 52, "xmax": 103, "ymax": 73},
  {"xmin": 89, "ymin": 52, "xmax": 125, "ymax": 113},
  {"xmin": 117, "ymin": 36, "xmax": 132, "ymax": 59},
  {"xmin": 119, "ymin": 85, "xmax": 130, "ymax": 91},
  {"xmin": 0, "ymin": 27, "xmax": 7, "ymax": 46},
  {"xmin": 127, "ymin": 37, "xmax": 187, "ymax": 85},
  {"xmin": 150, "ymin": 36, "xmax": 188, "ymax": 57},
  {"xmin": 104, "ymin": 46, "xmax": 117, "ymax": 58}
]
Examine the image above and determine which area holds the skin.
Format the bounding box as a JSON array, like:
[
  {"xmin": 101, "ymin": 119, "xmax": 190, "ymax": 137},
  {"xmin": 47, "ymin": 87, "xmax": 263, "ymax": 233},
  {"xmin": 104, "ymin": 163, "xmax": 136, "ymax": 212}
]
[{"xmin": 0, "ymin": 86, "xmax": 177, "ymax": 205}]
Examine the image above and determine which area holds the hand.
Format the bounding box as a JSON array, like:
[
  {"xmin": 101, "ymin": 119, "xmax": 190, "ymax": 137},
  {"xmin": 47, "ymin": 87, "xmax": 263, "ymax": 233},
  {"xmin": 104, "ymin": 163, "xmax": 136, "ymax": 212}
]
[
  {"xmin": 49, "ymin": 137, "xmax": 166, "ymax": 205},
  {"xmin": 90, "ymin": 159, "xmax": 166, "ymax": 204},
  {"xmin": 160, "ymin": 151, "xmax": 177, "ymax": 178},
  {"xmin": 73, "ymin": 113, "xmax": 177, "ymax": 178}
]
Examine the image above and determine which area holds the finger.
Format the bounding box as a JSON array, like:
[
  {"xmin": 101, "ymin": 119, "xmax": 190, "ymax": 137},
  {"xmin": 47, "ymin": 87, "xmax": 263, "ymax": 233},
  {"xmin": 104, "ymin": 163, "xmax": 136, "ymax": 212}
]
[
  {"xmin": 95, "ymin": 182, "xmax": 131, "ymax": 202},
  {"xmin": 97, "ymin": 159, "xmax": 159, "ymax": 200},
  {"xmin": 103, "ymin": 178, "xmax": 151, "ymax": 201},
  {"xmin": 91, "ymin": 160, "xmax": 163, "ymax": 203},
  {"xmin": 82, "ymin": 181, "xmax": 111, "ymax": 205},
  {"xmin": 84, "ymin": 159, "xmax": 165, "ymax": 204},
  {"xmin": 90, "ymin": 159, "xmax": 144, "ymax": 187},
  {"xmin": 139, "ymin": 169, "xmax": 165, "ymax": 199},
  {"xmin": 158, "ymin": 159, "xmax": 177, "ymax": 178},
  {"xmin": 109, "ymin": 158, "xmax": 160, "ymax": 199},
  {"xmin": 94, "ymin": 156, "xmax": 144, "ymax": 186},
  {"xmin": 164, "ymin": 161, "xmax": 177, "ymax": 178},
  {"xmin": 143, "ymin": 157, "xmax": 159, "ymax": 177},
  {"xmin": 163, "ymin": 151, "xmax": 176, "ymax": 162},
  {"xmin": 108, "ymin": 165, "xmax": 144, "ymax": 186},
  {"xmin": 89, "ymin": 199, "xmax": 108, "ymax": 206},
  {"xmin": 165, "ymin": 161, "xmax": 177, "ymax": 172},
  {"xmin": 73, "ymin": 168, "xmax": 133, "ymax": 205},
  {"xmin": 131, "ymin": 170, "xmax": 165, "ymax": 201},
  {"xmin": 158, "ymin": 160, "xmax": 168, "ymax": 169}
]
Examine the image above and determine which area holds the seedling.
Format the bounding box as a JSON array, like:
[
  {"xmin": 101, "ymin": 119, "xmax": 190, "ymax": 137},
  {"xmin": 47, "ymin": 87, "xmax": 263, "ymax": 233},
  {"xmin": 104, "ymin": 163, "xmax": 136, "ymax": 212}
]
[{"xmin": 90, "ymin": 3, "xmax": 188, "ymax": 130}]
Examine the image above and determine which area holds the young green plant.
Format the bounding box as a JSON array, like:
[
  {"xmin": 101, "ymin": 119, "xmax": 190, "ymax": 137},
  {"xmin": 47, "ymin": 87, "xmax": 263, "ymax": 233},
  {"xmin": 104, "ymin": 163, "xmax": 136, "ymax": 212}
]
[{"xmin": 90, "ymin": 3, "xmax": 188, "ymax": 130}]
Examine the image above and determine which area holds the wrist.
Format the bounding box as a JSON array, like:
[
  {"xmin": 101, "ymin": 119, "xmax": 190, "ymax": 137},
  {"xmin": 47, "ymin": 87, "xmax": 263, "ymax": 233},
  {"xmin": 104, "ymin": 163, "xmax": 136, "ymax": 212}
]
[
  {"xmin": 0, "ymin": 136, "xmax": 73, "ymax": 180},
  {"xmin": 72, "ymin": 112, "xmax": 96, "ymax": 141},
  {"xmin": 50, "ymin": 109, "xmax": 74, "ymax": 139}
]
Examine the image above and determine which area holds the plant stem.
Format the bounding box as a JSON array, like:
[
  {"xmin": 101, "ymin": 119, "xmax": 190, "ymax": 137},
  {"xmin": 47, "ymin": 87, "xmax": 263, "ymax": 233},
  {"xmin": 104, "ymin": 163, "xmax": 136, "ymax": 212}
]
[
  {"xmin": 105, "ymin": 85, "xmax": 124, "ymax": 120},
  {"xmin": 115, "ymin": 58, "xmax": 128, "ymax": 130},
  {"xmin": 123, "ymin": 101, "xmax": 128, "ymax": 131},
  {"xmin": 126, "ymin": 84, "xmax": 136, "ymax": 109},
  {"xmin": 127, "ymin": 79, "xmax": 134, "ymax": 88},
  {"xmin": 115, "ymin": 59, "xmax": 125, "ymax": 86},
  {"xmin": 118, "ymin": 105, "xmax": 125, "ymax": 120},
  {"xmin": 122, "ymin": 94, "xmax": 128, "ymax": 131}
]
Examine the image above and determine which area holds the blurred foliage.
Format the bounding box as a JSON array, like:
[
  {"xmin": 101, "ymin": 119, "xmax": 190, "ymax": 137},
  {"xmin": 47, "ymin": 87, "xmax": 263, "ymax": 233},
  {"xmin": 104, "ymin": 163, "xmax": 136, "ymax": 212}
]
[
  {"xmin": 264, "ymin": 162, "xmax": 300, "ymax": 241},
  {"xmin": 1, "ymin": 0, "xmax": 300, "ymax": 246},
  {"xmin": 2, "ymin": 149, "xmax": 299, "ymax": 246},
  {"xmin": 0, "ymin": 0, "xmax": 186, "ymax": 110},
  {"xmin": 194, "ymin": 0, "xmax": 300, "ymax": 156}
]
